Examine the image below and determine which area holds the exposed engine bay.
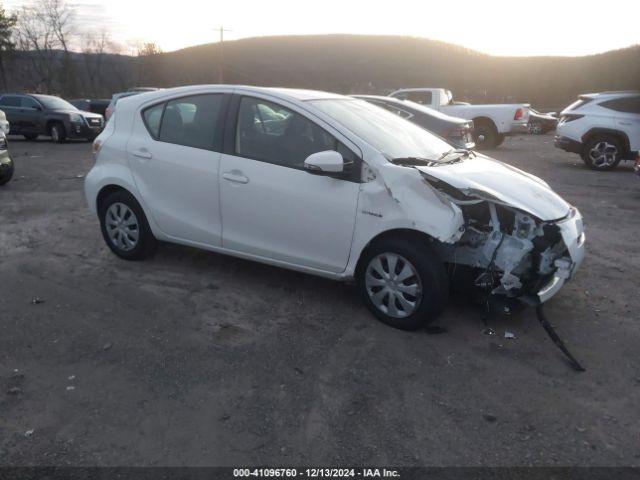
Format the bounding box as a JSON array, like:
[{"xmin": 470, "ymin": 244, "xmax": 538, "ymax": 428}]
[{"xmin": 421, "ymin": 172, "xmax": 576, "ymax": 302}]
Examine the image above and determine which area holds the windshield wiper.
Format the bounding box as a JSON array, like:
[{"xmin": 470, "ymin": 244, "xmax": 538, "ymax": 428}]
[{"xmin": 389, "ymin": 156, "xmax": 439, "ymax": 167}]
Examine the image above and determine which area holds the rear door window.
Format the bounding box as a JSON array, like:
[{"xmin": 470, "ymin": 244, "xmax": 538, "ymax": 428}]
[
  {"xmin": 150, "ymin": 94, "xmax": 224, "ymax": 150},
  {"xmin": 143, "ymin": 103, "xmax": 164, "ymax": 138}
]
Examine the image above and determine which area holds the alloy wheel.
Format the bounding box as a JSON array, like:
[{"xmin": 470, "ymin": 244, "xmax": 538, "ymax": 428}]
[
  {"xmin": 105, "ymin": 202, "xmax": 139, "ymax": 251},
  {"xmin": 588, "ymin": 141, "xmax": 618, "ymax": 168},
  {"xmin": 365, "ymin": 253, "xmax": 422, "ymax": 318}
]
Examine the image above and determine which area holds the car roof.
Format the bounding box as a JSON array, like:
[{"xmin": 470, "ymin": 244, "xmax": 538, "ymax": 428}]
[
  {"xmin": 115, "ymin": 85, "xmax": 349, "ymax": 108},
  {"xmin": 353, "ymin": 94, "xmax": 468, "ymax": 123},
  {"xmin": 580, "ymin": 90, "xmax": 640, "ymax": 99}
]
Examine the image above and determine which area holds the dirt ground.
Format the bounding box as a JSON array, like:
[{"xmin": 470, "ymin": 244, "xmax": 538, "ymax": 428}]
[{"xmin": 1, "ymin": 134, "xmax": 639, "ymax": 467}]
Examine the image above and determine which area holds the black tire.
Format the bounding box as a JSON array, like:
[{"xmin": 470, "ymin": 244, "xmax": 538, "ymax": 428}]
[
  {"xmin": 495, "ymin": 133, "xmax": 506, "ymax": 146},
  {"xmin": 49, "ymin": 122, "xmax": 66, "ymax": 143},
  {"xmin": 357, "ymin": 236, "xmax": 449, "ymax": 331},
  {"xmin": 98, "ymin": 190, "xmax": 157, "ymax": 260},
  {"xmin": 23, "ymin": 133, "xmax": 38, "ymax": 141},
  {"xmin": 581, "ymin": 134, "xmax": 623, "ymax": 171},
  {"xmin": 0, "ymin": 159, "xmax": 14, "ymax": 186},
  {"xmin": 473, "ymin": 120, "xmax": 499, "ymax": 149}
]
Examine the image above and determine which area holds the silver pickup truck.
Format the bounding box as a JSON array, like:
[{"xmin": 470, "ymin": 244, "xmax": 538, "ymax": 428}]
[{"xmin": 389, "ymin": 88, "xmax": 530, "ymax": 148}]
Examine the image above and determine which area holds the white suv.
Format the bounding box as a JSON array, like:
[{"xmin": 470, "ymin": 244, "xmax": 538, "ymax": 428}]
[
  {"xmin": 85, "ymin": 86, "xmax": 585, "ymax": 330},
  {"xmin": 555, "ymin": 91, "xmax": 640, "ymax": 170}
]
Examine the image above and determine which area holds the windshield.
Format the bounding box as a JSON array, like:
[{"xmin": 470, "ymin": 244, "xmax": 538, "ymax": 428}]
[
  {"xmin": 35, "ymin": 95, "xmax": 78, "ymax": 111},
  {"xmin": 308, "ymin": 98, "xmax": 453, "ymax": 162}
]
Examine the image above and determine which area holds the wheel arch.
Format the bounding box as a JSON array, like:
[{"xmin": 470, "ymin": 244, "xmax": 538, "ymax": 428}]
[
  {"xmin": 96, "ymin": 184, "xmax": 130, "ymax": 212},
  {"xmin": 582, "ymin": 128, "xmax": 630, "ymax": 155},
  {"xmin": 45, "ymin": 118, "xmax": 65, "ymax": 134},
  {"xmin": 471, "ymin": 116, "xmax": 497, "ymax": 131},
  {"xmin": 354, "ymin": 228, "xmax": 443, "ymax": 278}
]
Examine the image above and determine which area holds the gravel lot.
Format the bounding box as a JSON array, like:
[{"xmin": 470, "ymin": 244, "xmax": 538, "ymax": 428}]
[{"xmin": 1, "ymin": 134, "xmax": 639, "ymax": 466}]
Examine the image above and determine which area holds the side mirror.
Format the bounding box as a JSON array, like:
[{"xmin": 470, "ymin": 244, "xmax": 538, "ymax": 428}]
[{"xmin": 304, "ymin": 150, "xmax": 344, "ymax": 174}]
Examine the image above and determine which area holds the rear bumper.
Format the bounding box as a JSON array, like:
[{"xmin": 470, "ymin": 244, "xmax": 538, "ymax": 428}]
[
  {"xmin": 504, "ymin": 122, "xmax": 529, "ymax": 135},
  {"xmin": 554, "ymin": 135, "xmax": 583, "ymax": 154},
  {"xmin": 537, "ymin": 208, "xmax": 585, "ymax": 303}
]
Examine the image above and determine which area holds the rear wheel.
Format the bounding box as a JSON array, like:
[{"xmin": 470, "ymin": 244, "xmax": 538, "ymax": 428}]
[
  {"xmin": 473, "ymin": 120, "xmax": 499, "ymax": 149},
  {"xmin": 529, "ymin": 121, "xmax": 543, "ymax": 135},
  {"xmin": 357, "ymin": 237, "xmax": 449, "ymax": 331},
  {"xmin": 49, "ymin": 122, "xmax": 66, "ymax": 143},
  {"xmin": 98, "ymin": 190, "xmax": 157, "ymax": 260},
  {"xmin": 581, "ymin": 134, "xmax": 623, "ymax": 171}
]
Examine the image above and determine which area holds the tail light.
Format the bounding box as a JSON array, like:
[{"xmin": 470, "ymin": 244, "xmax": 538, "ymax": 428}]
[
  {"xmin": 560, "ymin": 114, "xmax": 584, "ymax": 123},
  {"xmin": 92, "ymin": 138, "xmax": 102, "ymax": 160},
  {"xmin": 514, "ymin": 108, "xmax": 524, "ymax": 120}
]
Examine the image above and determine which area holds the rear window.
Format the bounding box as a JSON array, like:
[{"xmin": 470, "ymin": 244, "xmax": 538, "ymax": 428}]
[
  {"xmin": 565, "ymin": 98, "xmax": 593, "ymax": 111},
  {"xmin": 394, "ymin": 91, "xmax": 432, "ymax": 105}
]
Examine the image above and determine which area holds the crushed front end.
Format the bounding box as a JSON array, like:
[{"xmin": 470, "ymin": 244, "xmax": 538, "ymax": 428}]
[{"xmin": 425, "ymin": 175, "xmax": 585, "ymax": 304}]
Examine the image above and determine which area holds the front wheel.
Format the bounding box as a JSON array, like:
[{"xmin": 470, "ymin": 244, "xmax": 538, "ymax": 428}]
[
  {"xmin": 49, "ymin": 122, "xmax": 66, "ymax": 143},
  {"xmin": 581, "ymin": 135, "xmax": 623, "ymax": 171},
  {"xmin": 98, "ymin": 190, "xmax": 158, "ymax": 260},
  {"xmin": 357, "ymin": 237, "xmax": 449, "ymax": 330}
]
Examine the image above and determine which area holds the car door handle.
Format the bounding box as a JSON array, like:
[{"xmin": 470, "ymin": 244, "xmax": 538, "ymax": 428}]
[
  {"xmin": 133, "ymin": 149, "xmax": 152, "ymax": 160},
  {"xmin": 222, "ymin": 172, "xmax": 249, "ymax": 184}
]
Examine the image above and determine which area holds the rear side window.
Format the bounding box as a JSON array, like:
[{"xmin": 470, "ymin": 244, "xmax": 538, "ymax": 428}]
[
  {"xmin": 0, "ymin": 96, "xmax": 20, "ymax": 107},
  {"xmin": 159, "ymin": 94, "xmax": 223, "ymax": 150},
  {"xmin": 600, "ymin": 96, "xmax": 640, "ymax": 114},
  {"xmin": 143, "ymin": 103, "xmax": 164, "ymax": 138}
]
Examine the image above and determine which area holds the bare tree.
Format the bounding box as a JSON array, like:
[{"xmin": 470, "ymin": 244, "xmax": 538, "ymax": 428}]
[
  {"xmin": 13, "ymin": 0, "xmax": 74, "ymax": 94},
  {"xmin": 82, "ymin": 30, "xmax": 112, "ymax": 96},
  {"xmin": 136, "ymin": 41, "xmax": 163, "ymax": 87},
  {"xmin": 137, "ymin": 41, "xmax": 162, "ymax": 57}
]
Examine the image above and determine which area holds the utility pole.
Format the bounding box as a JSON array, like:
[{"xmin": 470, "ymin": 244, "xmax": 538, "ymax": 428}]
[{"xmin": 216, "ymin": 26, "xmax": 231, "ymax": 84}]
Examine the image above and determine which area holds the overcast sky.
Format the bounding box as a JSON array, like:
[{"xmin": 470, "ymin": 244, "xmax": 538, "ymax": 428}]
[{"xmin": 5, "ymin": 0, "xmax": 640, "ymax": 56}]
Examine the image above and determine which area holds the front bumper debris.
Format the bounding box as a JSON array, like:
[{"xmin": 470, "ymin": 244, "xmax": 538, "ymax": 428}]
[{"xmin": 537, "ymin": 208, "xmax": 585, "ymax": 303}]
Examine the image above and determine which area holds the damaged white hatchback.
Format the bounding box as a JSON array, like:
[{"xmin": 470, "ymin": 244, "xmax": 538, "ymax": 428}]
[{"xmin": 85, "ymin": 86, "xmax": 585, "ymax": 330}]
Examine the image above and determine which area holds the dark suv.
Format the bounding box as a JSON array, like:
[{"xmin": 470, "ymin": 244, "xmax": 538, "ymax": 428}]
[{"xmin": 0, "ymin": 93, "xmax": 104, "ymax": 142}]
